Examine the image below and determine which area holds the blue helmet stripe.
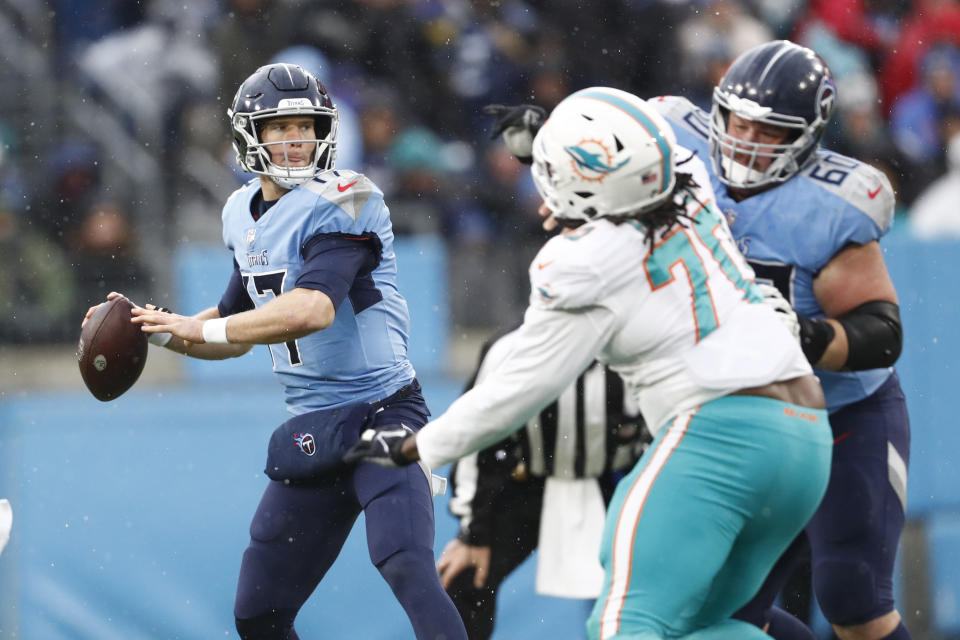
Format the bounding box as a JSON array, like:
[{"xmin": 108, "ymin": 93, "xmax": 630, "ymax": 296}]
[{"xmin": 574, "ymin": 89, "xmax": 672, "ymax": 192}]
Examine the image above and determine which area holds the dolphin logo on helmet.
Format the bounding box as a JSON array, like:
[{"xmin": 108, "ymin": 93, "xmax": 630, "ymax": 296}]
[{"xmin": 564, "ymin": 142, "xmax": 629, "ymax": 182}]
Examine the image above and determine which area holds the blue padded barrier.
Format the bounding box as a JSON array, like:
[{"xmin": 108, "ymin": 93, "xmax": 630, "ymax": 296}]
[
  {"xmin": 926, "ymin": 511, "xmax": 960, "ymax": 636},
  {"xmin": 883, "ymin": 236, "xmax": 960, "ymax": 517},
  {"xmin": 0, "ymin": 373, "xmax": 596, "ymax": 638}
]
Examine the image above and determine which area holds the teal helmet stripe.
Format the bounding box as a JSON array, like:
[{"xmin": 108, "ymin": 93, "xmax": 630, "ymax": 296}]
[{"xmin": 574, "ymin": 89, "xmax": 672, "ymax": 192}]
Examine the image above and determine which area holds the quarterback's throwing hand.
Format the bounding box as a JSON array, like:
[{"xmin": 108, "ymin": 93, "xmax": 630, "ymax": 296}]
[
  {"xmin": 343, "ymin": 424, "xmax": 416, "ymax": 467},
  {"xmin": 482, "ymin": 103, "xmax": 546, "ymax": 164}
]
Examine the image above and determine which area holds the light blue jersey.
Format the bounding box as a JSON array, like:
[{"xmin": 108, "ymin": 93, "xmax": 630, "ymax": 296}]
[
  {"xmin": 220, "ymin": 170, "xmax": 415, "ymax": 414},
  {"xmin": 652, "ymin": 96, "xmax": 896, "ymax": 412}
]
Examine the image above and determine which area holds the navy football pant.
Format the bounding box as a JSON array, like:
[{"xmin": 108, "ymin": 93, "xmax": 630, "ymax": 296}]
[
  {"xmin": 736, "ymin": 371, "xmax": 911, "ymax": 630},
  {"xmin": 234, "ymin": 382, "xmax": 467, "ymax": 640}
]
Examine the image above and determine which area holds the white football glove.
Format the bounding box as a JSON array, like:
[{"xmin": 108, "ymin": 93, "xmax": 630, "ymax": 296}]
[{"xmin": 756, "ymin": 283, "xmax": 800, "ymax": 340}]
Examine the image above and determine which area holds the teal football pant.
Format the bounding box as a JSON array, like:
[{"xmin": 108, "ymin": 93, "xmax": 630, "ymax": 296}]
[{"xmin": 587, "ymin": 395, "xmax": 832, "ymax": 640}]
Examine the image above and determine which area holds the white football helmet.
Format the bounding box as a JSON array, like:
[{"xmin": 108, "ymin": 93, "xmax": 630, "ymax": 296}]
[{"xmin": 531, "ymin": 87, "xmax": 678, "ymax": 225}]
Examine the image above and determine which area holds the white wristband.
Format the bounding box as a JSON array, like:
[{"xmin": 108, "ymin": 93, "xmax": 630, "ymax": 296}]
[
  {"xmin": 201, "ymin": 317, "xmax": 230, "ymax": 344},
  {"xmin": 147, "ymin": 331, "xmax": 173, "ymax": 347}
]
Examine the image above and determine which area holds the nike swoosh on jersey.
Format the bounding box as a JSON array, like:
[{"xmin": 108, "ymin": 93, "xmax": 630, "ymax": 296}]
[
  {"xmin": 338, "ymin": 180, "xmax": 359, "ymax": 192},
  {"xmin": 867, "ymin": 186, "xmax": 882, "ymax": 199},
  {"xmin": 537, "ymin": 260, "xmax": 555, "ymax": 270}
]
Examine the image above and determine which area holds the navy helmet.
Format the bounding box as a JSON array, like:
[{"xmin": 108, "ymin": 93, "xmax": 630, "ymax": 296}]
[
  {"xmin": 228, "ymin": 63, "xmax": 339, "ymax": 189},
  {"xmin": 709, "ymin": 40, "xmax": 836, "ymax": 189}
]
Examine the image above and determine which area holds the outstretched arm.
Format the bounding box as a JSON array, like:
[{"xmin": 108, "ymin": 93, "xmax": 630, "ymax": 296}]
[
  {"xmin": 344, "ymin": 304, "xmax": 615, "ymax": 469},
  {"xmin": 132, "ymin": 287, "xmax": 335, "ymax": 353}
]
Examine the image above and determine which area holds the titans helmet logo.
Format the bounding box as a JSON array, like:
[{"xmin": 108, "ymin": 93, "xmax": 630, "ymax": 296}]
[
  {"xmin": 563, "ymin": 139, "xmax": 628, "ymax": 183},
  {"xmin": 816, "ymin": 77, "xmax": 837, "ymax": 122}
]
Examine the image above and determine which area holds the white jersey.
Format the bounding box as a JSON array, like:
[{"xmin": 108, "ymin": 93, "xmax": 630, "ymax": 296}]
[{"xmin": 416, "ymin": 155, "xmax": 812, "ymax": 469}]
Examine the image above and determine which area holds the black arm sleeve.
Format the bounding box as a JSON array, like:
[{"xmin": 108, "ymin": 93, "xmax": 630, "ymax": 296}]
[
  {"xmin": 797, "ymin": 316, "xmax": 836, "ymax": 365},
  {"xmin": 836, "ymin": 300, "xmax": 903, "ymax": 370},
  {"xmin": 217, "ymin": 259, "xmax": 255, "ymax": 318}
]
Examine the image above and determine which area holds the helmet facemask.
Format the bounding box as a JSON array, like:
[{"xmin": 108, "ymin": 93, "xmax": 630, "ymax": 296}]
[
  {"xmin": 709, "ymin": 91, "xmax": 822, "ymax": 189},
  {"xmin": 232, "ymin": 105, "xmax": 338, "ymax": 190}
]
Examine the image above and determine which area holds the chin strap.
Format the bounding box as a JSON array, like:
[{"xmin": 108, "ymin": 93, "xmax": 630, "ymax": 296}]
[{"xmin": 719, "ymin": 154, "xmax": 766, "ymax": 186}]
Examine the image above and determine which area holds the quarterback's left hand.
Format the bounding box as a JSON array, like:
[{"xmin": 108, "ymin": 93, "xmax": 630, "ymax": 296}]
[
  {"xmin": 131, "ymin": 306, "xmax": 204, "ymax": 344},
  {"xmin": 343, "ymin": 424, "xmax": 416, "ymax": 467}
]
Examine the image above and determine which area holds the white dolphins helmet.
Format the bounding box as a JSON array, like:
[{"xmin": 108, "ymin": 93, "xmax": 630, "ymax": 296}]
[{"xmin": 531, "ymin": 87, "xmax": 678, "ymax": 224}]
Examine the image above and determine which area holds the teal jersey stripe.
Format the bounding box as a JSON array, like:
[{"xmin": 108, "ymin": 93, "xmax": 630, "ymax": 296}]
[{"xmin": 575, "ymin": 89, "xmax": 672, "ymax": 192}]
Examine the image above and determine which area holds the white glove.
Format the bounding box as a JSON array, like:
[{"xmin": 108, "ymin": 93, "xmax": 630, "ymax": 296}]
[{"xmin": 756, "ymin": 283, "xmax": 800, "ymax": 340}]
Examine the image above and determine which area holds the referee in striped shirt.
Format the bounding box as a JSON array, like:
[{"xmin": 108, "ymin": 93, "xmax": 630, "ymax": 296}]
[{"xmin": 437, "ymin": 326, "xmax": 649, "ymax": 639}]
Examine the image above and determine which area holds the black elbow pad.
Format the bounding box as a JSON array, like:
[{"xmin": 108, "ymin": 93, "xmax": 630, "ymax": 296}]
[{"xmin": 836, "ymin": 301, "xmax": 903, "ymax": 370}]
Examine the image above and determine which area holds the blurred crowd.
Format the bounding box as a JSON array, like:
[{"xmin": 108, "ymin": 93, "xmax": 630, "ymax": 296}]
[{"xmin": 2, "ymin": 0, "xmax": 960, "ymax": 344}]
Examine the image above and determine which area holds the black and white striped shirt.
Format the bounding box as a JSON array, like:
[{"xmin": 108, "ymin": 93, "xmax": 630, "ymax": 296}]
[{"xmin": 448, "ymin": 328, "xmax": 647, "ymax": 544}]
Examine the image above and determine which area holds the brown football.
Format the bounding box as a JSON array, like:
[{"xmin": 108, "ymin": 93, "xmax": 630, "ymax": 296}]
[{"xmin": 77, "ymin": 297, "xmax": 148, "ymax": 401}]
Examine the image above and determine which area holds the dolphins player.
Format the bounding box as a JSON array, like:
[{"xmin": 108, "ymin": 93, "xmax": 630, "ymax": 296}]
[{"xmin": 345, "ymin": 86, "xmax": 833, "ymax": 640}]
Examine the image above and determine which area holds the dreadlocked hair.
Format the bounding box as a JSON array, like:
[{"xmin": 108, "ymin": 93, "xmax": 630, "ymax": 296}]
[{"xmin": 607, "ymin": 172, "xmax": 702, "ymax": 249}]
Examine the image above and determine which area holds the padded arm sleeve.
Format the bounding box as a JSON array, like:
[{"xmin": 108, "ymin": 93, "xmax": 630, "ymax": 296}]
[
  {"xmin": 797, "ymin": 316, "xmax": 836, "ymax": 365},
  {"xmin": 837, "ymin": 300, "xmax": 903, "ymax": 370}
]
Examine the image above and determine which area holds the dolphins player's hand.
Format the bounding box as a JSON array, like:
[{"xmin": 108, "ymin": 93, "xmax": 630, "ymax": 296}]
[
  {"xmin": 756, "ymin": 283, "xmax": 800, "ymax": 340},
  {"xmin": 483, "ymin": 104, "xmax": 547, "ymax": 164},
  {"xmin": 343, "ymin": 424, "xmax": 417, "ymax": 467}
]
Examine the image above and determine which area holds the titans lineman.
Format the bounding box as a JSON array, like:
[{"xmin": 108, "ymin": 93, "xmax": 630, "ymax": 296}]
[
  {"xmin": 105, "ymin": 63, "xmax": 467, "ymax": 640},
  {"xmin": 653, "ymin": 41, "xmax": 911, "ymax": 640}
]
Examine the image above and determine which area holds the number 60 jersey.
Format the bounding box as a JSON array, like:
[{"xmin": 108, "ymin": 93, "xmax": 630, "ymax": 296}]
[{"xmin": 652, "ymin": 95, "xmax": 896, "ymax": 413}]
